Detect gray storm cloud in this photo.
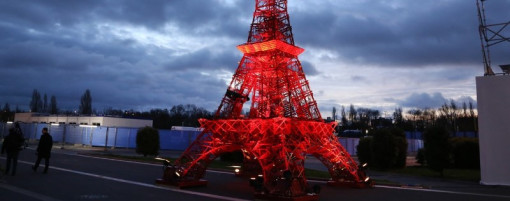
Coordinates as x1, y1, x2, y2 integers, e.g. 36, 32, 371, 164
1, 0, 505, 112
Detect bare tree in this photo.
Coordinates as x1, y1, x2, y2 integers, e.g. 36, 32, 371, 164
50, 95, 58, 114
79, 89, 92, 115
340, 106, 347, 126
393, 107, 403, 125
462, 102, 468, 117
469, 102, 475, 118
43, 93, 48, 113
332, 107, 337, 121
30, 89, 43, 112
348, 104, 357, 123
422, 108, 436, 128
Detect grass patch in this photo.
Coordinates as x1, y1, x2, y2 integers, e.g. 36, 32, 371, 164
390, 166, 480, 182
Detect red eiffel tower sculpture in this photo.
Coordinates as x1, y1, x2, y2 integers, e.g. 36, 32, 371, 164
157, 0, 372, 200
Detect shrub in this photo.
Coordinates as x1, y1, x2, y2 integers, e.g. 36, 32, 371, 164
423, 125, 450, 176
356, 136, 372, 165
391, 128, 408, 168
136, 126, 160, 157
416, 148, 426, 166
371, 129, 397, 170
450, 137, 480, 169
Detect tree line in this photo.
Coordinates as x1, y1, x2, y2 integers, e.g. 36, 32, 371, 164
102, 104, 212, 129
1, 89, 96, 122
26, 89, 93, 115
2, 89, 478, 134
349, 101, 480, 176
1, 89, 212, 130
29, 89, 58, 114
335, 100, 478, 135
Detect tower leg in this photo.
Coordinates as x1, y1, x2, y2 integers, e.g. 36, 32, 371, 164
310, 138, 374, 188
156, 165, 209, 188
250, 147, 320, 200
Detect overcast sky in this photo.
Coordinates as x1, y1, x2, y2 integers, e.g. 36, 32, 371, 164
1, 0, 509, 117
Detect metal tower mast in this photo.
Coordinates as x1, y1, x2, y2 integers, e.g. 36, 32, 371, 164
477, 0, 510, 75
157, 1, 372, 200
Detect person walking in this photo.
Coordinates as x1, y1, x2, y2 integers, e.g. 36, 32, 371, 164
1, 124, 25, 176
32, 127, 53, 174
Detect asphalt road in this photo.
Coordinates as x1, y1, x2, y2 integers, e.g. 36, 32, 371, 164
1, 148, 510, 201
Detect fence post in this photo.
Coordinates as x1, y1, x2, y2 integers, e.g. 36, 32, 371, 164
127, 128, 131, 149
33, 123, 38, 142
81, 126, 84, 146
61, 124, 66, 149
90, 127, 94, 146
113, 127, 118, 149
104, 127, 109, 151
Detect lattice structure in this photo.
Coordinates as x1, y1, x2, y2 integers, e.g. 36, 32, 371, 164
476, 0, 510, 76
157, 0, 372, 200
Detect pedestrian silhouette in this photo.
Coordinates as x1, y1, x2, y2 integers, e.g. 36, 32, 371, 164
1, 123, 25, 176
32, 127, 53, 174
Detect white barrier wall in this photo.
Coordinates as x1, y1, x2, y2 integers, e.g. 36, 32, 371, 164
476, 75, 510, 186
14, 113, 152, 128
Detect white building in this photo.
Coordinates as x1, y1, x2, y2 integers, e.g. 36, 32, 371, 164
14, 113, 152, 128
476, 75, 510, 186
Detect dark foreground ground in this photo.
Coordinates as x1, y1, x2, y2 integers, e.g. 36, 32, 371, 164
1, 144, 509, 201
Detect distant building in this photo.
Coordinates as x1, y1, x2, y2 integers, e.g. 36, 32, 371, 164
171, 126, 203, 132
14, 113, 152, 128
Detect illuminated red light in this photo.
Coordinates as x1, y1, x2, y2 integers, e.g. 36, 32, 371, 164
237, 40, 305, 56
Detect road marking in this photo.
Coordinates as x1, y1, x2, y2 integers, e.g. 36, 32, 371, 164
67, 153, 162, 167
66, 153, 239, 175
23, 147, 160, 167
7, 159, 249, 201
0, 182, 63, 201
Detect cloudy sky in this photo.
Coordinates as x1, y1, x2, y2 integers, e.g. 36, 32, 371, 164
1, 0, 509, 117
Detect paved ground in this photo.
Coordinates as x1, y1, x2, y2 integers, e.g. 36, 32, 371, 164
0, 143, 509, 201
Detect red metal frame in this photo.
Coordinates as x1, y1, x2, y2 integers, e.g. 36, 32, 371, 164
157, 0, 372, 199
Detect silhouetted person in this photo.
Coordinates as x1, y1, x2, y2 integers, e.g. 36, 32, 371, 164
1, 123, 25, 176
32, 127, 53, 174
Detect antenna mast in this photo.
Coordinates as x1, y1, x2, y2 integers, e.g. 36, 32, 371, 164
477, 0, 510, 76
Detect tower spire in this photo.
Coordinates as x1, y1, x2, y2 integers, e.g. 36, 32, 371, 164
247, 0, 294, 44
215, 0, 321, 120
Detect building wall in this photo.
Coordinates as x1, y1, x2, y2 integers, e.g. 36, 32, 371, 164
14, 113, 32, 122
476, 75, 510, 186
102, 117, 151, 128
14, 113, 152, 128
